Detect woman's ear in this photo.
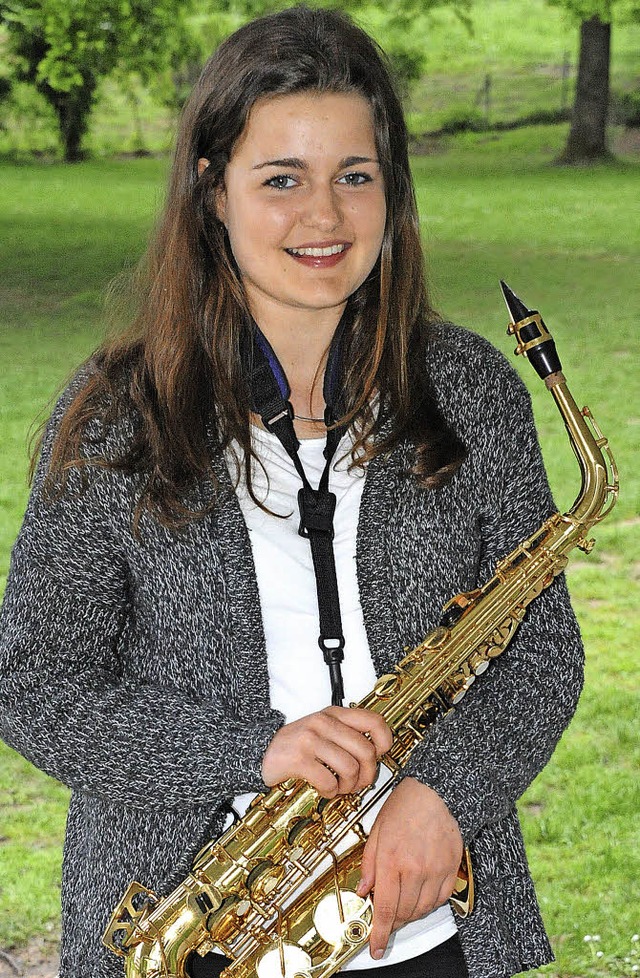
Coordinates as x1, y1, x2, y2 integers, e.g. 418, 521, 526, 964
198, 157, 227, 226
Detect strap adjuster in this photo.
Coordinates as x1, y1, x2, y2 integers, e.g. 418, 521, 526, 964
319, 637, 345, 656
297, 487, 336, 539
263, 400, 294, 431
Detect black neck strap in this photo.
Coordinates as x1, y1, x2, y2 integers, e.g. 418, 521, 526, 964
245, 315, 349, 706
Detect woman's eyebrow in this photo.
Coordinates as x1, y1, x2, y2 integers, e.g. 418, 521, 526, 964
339, 155, 379, 168
252, 155, 378, 170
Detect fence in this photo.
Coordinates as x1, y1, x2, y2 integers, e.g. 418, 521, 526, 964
407, 57, 638, 137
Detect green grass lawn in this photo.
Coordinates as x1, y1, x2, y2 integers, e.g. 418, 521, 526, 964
1, 127, 639, 973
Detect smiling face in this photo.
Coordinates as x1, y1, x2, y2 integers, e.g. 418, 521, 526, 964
210, 91, 387, 336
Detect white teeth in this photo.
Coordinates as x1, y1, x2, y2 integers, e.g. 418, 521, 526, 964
288, 244, 347, 257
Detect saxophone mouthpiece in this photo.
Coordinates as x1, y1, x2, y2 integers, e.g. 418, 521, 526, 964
499, 280, 531, 324
499, 280, 562, 380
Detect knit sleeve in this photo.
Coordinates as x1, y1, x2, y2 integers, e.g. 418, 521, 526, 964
403, 358, 585, 843
0, 389, 285, 812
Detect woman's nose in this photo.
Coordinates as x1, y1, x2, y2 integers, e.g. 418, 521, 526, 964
301, 183, 342, 230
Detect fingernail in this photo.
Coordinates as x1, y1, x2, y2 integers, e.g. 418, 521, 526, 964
373, 950, 384, 960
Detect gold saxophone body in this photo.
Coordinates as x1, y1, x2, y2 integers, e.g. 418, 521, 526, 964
103, 284, 618, 978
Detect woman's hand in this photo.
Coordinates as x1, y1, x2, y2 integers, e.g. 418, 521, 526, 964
357, 778, 463, 960
261, 707, 392, 798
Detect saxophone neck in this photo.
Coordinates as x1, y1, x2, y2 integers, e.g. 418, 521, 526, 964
545, 371, 618, 528
500, 280, 619, 534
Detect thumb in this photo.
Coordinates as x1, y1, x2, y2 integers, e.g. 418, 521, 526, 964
357, 824, 378, 897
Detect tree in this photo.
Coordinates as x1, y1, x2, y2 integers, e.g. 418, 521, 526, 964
557, 10, 613, 162
550, 0, 638, 163
0, 0, 193, 161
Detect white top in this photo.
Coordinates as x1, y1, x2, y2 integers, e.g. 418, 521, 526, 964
224, 425, 456, 968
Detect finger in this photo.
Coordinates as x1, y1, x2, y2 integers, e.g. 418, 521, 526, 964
312, 740, 366, 795
412, 879, 440, 920
369, 869, 400, 960
314, 714, 380, 789
324, 707, 392, 757
394, 872, 423, 929
434, 870, 459, 910
261, 709, 389, 789
302, 759, 340, 797
357, 823, 378, 897
413, 867, 456, 921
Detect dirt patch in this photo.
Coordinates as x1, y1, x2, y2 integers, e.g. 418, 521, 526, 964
619, 516, 640, 528
408, 134, 448, 155
612, 126, 640, 157
521, 801, 545, 817
0, 940, 59, 978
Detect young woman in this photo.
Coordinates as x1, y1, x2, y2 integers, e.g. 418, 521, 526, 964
0, 7, 583, 978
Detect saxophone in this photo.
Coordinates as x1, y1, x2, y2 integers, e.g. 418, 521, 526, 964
103, 282, 618, 978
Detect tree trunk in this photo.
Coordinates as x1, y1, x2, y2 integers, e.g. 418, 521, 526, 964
557, 16, 612, 164
14, 32, 97, 162
39, 74, 97, 162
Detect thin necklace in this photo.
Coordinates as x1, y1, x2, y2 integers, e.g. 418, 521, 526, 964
294, 413, 326, 423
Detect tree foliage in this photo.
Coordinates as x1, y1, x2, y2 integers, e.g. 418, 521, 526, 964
0, 0, 472, 159
196, 0, 472, 102
0, 0, 194, 160
547, 0, 639, 19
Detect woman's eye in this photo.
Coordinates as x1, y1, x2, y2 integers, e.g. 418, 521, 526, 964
338, 172, 372, 186
265, 174, 297, 190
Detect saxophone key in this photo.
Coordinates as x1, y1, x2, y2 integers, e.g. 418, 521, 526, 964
419, 625, 450, 650
345, 920, 368, 944
246, 860, 286, 901
403, 700, 435, 738
206, 893, 245, 944
468, 652, 489, 675
312, 889, 372, 947
443, 672, 474, 705
317, 795, 359, 825
373, 673, 399, 698
194, 889, 222, 915
101, 881, 158, 956
287, 816, 320, 847
256, 942, 312, 978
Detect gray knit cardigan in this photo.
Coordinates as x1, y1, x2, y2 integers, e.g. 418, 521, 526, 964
0, 322, 584, 978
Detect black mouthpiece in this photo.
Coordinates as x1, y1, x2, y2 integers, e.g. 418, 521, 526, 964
499, 280, 531, 323
499, 280, 562, 380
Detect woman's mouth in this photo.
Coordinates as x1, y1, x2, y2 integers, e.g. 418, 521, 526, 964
285, 242, 351, 267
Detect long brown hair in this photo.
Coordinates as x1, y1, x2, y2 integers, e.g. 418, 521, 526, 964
45, 5, 465, 527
